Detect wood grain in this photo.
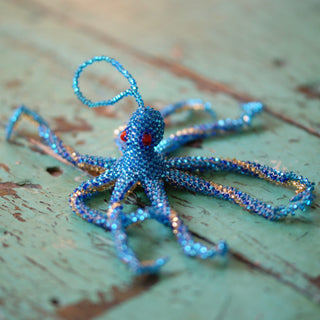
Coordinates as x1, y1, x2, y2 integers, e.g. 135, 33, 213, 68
0, 1, 319, 319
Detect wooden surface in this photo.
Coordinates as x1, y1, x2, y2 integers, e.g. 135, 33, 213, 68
1, 1, 320, 319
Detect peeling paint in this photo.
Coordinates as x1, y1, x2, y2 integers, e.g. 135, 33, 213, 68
3, 230, 22, 243
0, 182, 42, 222
53, 116, 93, 132
75, 139, 86, 145
13, 212, 26, 222
308, 275, 320, 289
92, 107, 117, 118
5, 0, 319, 141
0, 163, 10, 173
5, 79, 22, 89
1, 1, 320, 317
0, 182, 42, 199
297, 83, 320, 100
56, 275, 159, 320
181, 213, 193, 221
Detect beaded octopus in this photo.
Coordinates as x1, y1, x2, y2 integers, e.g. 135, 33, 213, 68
6, 56, 315, 275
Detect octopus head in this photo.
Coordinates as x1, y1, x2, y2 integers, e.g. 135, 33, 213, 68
120, 106, 165, 150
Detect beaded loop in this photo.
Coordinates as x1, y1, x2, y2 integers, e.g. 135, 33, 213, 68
73, 56, 145, 108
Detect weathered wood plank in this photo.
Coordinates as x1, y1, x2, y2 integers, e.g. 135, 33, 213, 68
15, 0, 320, 135
0, 0, 319, 319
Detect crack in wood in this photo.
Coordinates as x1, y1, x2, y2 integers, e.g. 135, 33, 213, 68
190, 229, 320, 303
214, 295, 232, 320
56, 275, 159, 320
25, 256, 66, 285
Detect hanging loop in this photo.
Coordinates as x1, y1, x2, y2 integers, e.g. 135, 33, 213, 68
73, 56, 144, 108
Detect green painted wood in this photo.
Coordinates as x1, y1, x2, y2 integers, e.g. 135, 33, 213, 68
36, 0, 320, 134
1, 1, 319, 319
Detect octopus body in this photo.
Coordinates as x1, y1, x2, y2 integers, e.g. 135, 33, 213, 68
6, 56, 314, 274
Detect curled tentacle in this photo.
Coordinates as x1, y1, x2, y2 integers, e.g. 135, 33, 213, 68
70, 174, 168, 274
107, 178, 169, 275
142, 179, 228, 259
156, 101, 263, 155
6, 105, 49, 141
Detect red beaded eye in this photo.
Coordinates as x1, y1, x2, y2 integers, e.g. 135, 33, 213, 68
141, 133, 152, 146
120, 130, 127, 142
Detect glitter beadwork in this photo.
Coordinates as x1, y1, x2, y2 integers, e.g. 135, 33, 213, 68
6, 56, 315, 275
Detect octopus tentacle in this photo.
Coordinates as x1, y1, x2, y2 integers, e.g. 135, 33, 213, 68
69, 172, 117, 228
143, 179, 227, 259
76, 154, 116, 176
164, 166, 314, 220
156, 102, 263, 155
107, 177, 168, 275
70, 173, 167, 273
6, 105, 116, 175
160, 99, 216, 120
68, 173, 163, 230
